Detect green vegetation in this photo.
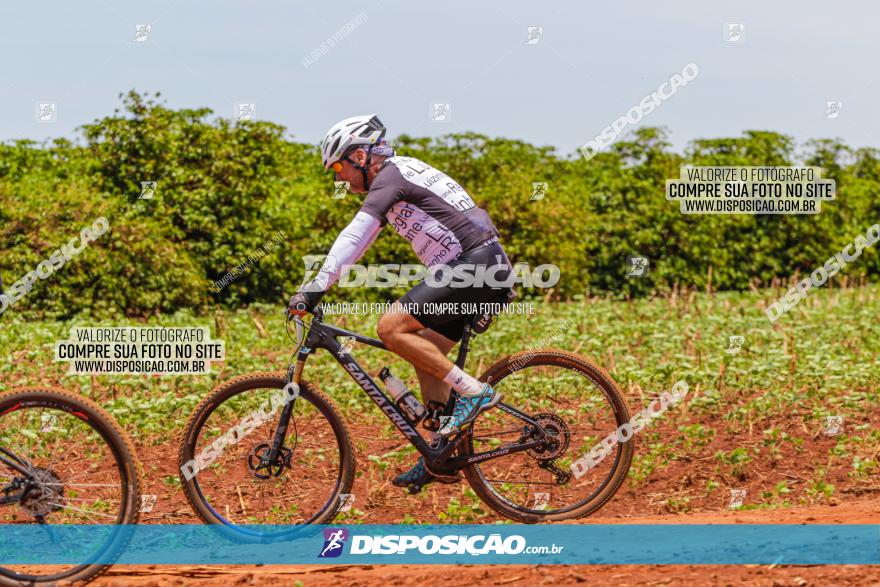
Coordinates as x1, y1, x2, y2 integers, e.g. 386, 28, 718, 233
2, 92, 879, 318
1, 284, 877, 514
438, 488, 490, 523
2, 92, 878, 517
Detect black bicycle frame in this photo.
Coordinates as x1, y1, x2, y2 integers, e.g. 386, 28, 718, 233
284, 310, 546, 470
0, 447, 30, 506
0, 447, 30, 477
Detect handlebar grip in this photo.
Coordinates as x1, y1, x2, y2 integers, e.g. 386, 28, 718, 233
286, 302, 309, 320
285, 301, 323, 320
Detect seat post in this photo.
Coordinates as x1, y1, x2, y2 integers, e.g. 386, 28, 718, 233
454, 324, 472, 369
442, 324, 472, 415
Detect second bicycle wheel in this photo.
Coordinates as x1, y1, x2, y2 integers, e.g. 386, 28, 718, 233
0, 386, 141, 586
461, 349, 633, 522
179, 372, 354, 537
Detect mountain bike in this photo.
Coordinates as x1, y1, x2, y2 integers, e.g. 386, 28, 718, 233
0, 387, 141, 586
179, 294, 632, 530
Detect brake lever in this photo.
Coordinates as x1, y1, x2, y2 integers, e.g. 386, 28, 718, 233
293, 316, 305, 346
285, 302, 309, 322
284, 302, 318, 346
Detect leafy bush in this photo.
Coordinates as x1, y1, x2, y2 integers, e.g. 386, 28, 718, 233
1, 92, 879, 318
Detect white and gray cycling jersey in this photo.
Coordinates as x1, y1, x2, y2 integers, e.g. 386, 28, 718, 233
362, 156, 499, 266
299, 156, 500, 293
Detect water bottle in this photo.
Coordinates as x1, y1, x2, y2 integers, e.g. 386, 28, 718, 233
378, 367, 426, 423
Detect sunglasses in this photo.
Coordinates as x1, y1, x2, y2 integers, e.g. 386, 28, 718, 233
330, 155, 358, 174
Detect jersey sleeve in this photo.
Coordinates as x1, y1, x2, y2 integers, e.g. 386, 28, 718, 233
299, 211, 382, 293
359, 165, 405, 225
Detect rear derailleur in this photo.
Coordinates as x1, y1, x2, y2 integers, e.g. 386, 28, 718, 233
538, 459, 571, 485
526, 413, 572, 485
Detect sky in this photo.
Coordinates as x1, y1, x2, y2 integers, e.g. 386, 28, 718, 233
1, 0, 877, 156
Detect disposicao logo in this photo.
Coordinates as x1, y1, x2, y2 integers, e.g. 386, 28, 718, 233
316, 530, 564, 558
318, 528, 349, 558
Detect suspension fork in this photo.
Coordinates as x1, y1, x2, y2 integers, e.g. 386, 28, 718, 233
267, 347, 310, 461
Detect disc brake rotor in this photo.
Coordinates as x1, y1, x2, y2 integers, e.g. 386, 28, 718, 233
247, 443, 292, 479
19, 467, 64, 518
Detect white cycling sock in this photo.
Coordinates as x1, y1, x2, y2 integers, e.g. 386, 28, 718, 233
443, 366, 483, 396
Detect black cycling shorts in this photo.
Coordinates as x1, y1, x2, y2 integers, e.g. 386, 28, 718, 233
399, 241, 513, 342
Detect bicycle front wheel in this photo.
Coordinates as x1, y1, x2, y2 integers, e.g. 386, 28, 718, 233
461, 350, 633, 522
0, 387, 141, 586
179, 372, 355, 538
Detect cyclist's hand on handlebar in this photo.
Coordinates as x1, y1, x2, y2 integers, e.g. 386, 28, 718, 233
287, 292, 311, 317
288, 290, 326, 317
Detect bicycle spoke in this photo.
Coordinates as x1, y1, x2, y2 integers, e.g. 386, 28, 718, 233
464, 356, 631, 518
184, 380, 348, 528
0, 389, 137, 585
54, 496, 121, 503
41, 482, 123, 488
483, 479, 560, 486
39, 463, 104, 483
46, 502, 120, 521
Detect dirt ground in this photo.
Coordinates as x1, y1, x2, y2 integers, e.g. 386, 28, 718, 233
8, 359, 880, 585
96, 391, 880, 587
90, 498, 880, 586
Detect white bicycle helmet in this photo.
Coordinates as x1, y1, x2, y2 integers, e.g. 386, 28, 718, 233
320, 114, 386, 170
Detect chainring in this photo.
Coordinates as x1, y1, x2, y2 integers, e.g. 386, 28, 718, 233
527, 413, 571, 461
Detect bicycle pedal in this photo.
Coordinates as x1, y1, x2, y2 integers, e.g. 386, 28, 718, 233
448, 422, 473, 442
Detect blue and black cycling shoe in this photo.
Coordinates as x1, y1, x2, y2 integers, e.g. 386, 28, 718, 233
392, 457, 460, 494
438, 384, 501, 438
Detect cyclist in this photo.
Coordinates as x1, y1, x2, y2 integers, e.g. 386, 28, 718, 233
288, 114, 513, 490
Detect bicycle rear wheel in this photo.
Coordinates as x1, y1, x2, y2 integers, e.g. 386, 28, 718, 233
461, 350, 633, 522
0, 387, 141, 586
178, 372, 355, 539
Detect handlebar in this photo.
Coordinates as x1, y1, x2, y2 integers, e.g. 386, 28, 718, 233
285, 304, 323, 321
284, 304, 324, 349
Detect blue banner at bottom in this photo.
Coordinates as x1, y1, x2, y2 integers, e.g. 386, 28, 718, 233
0, 524, 877, 565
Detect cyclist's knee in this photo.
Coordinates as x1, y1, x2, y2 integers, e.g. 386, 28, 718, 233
378, 308, 423, 348
377, 313, 398, 345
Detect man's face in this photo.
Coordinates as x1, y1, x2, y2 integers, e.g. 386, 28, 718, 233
332, 148, 368, 193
